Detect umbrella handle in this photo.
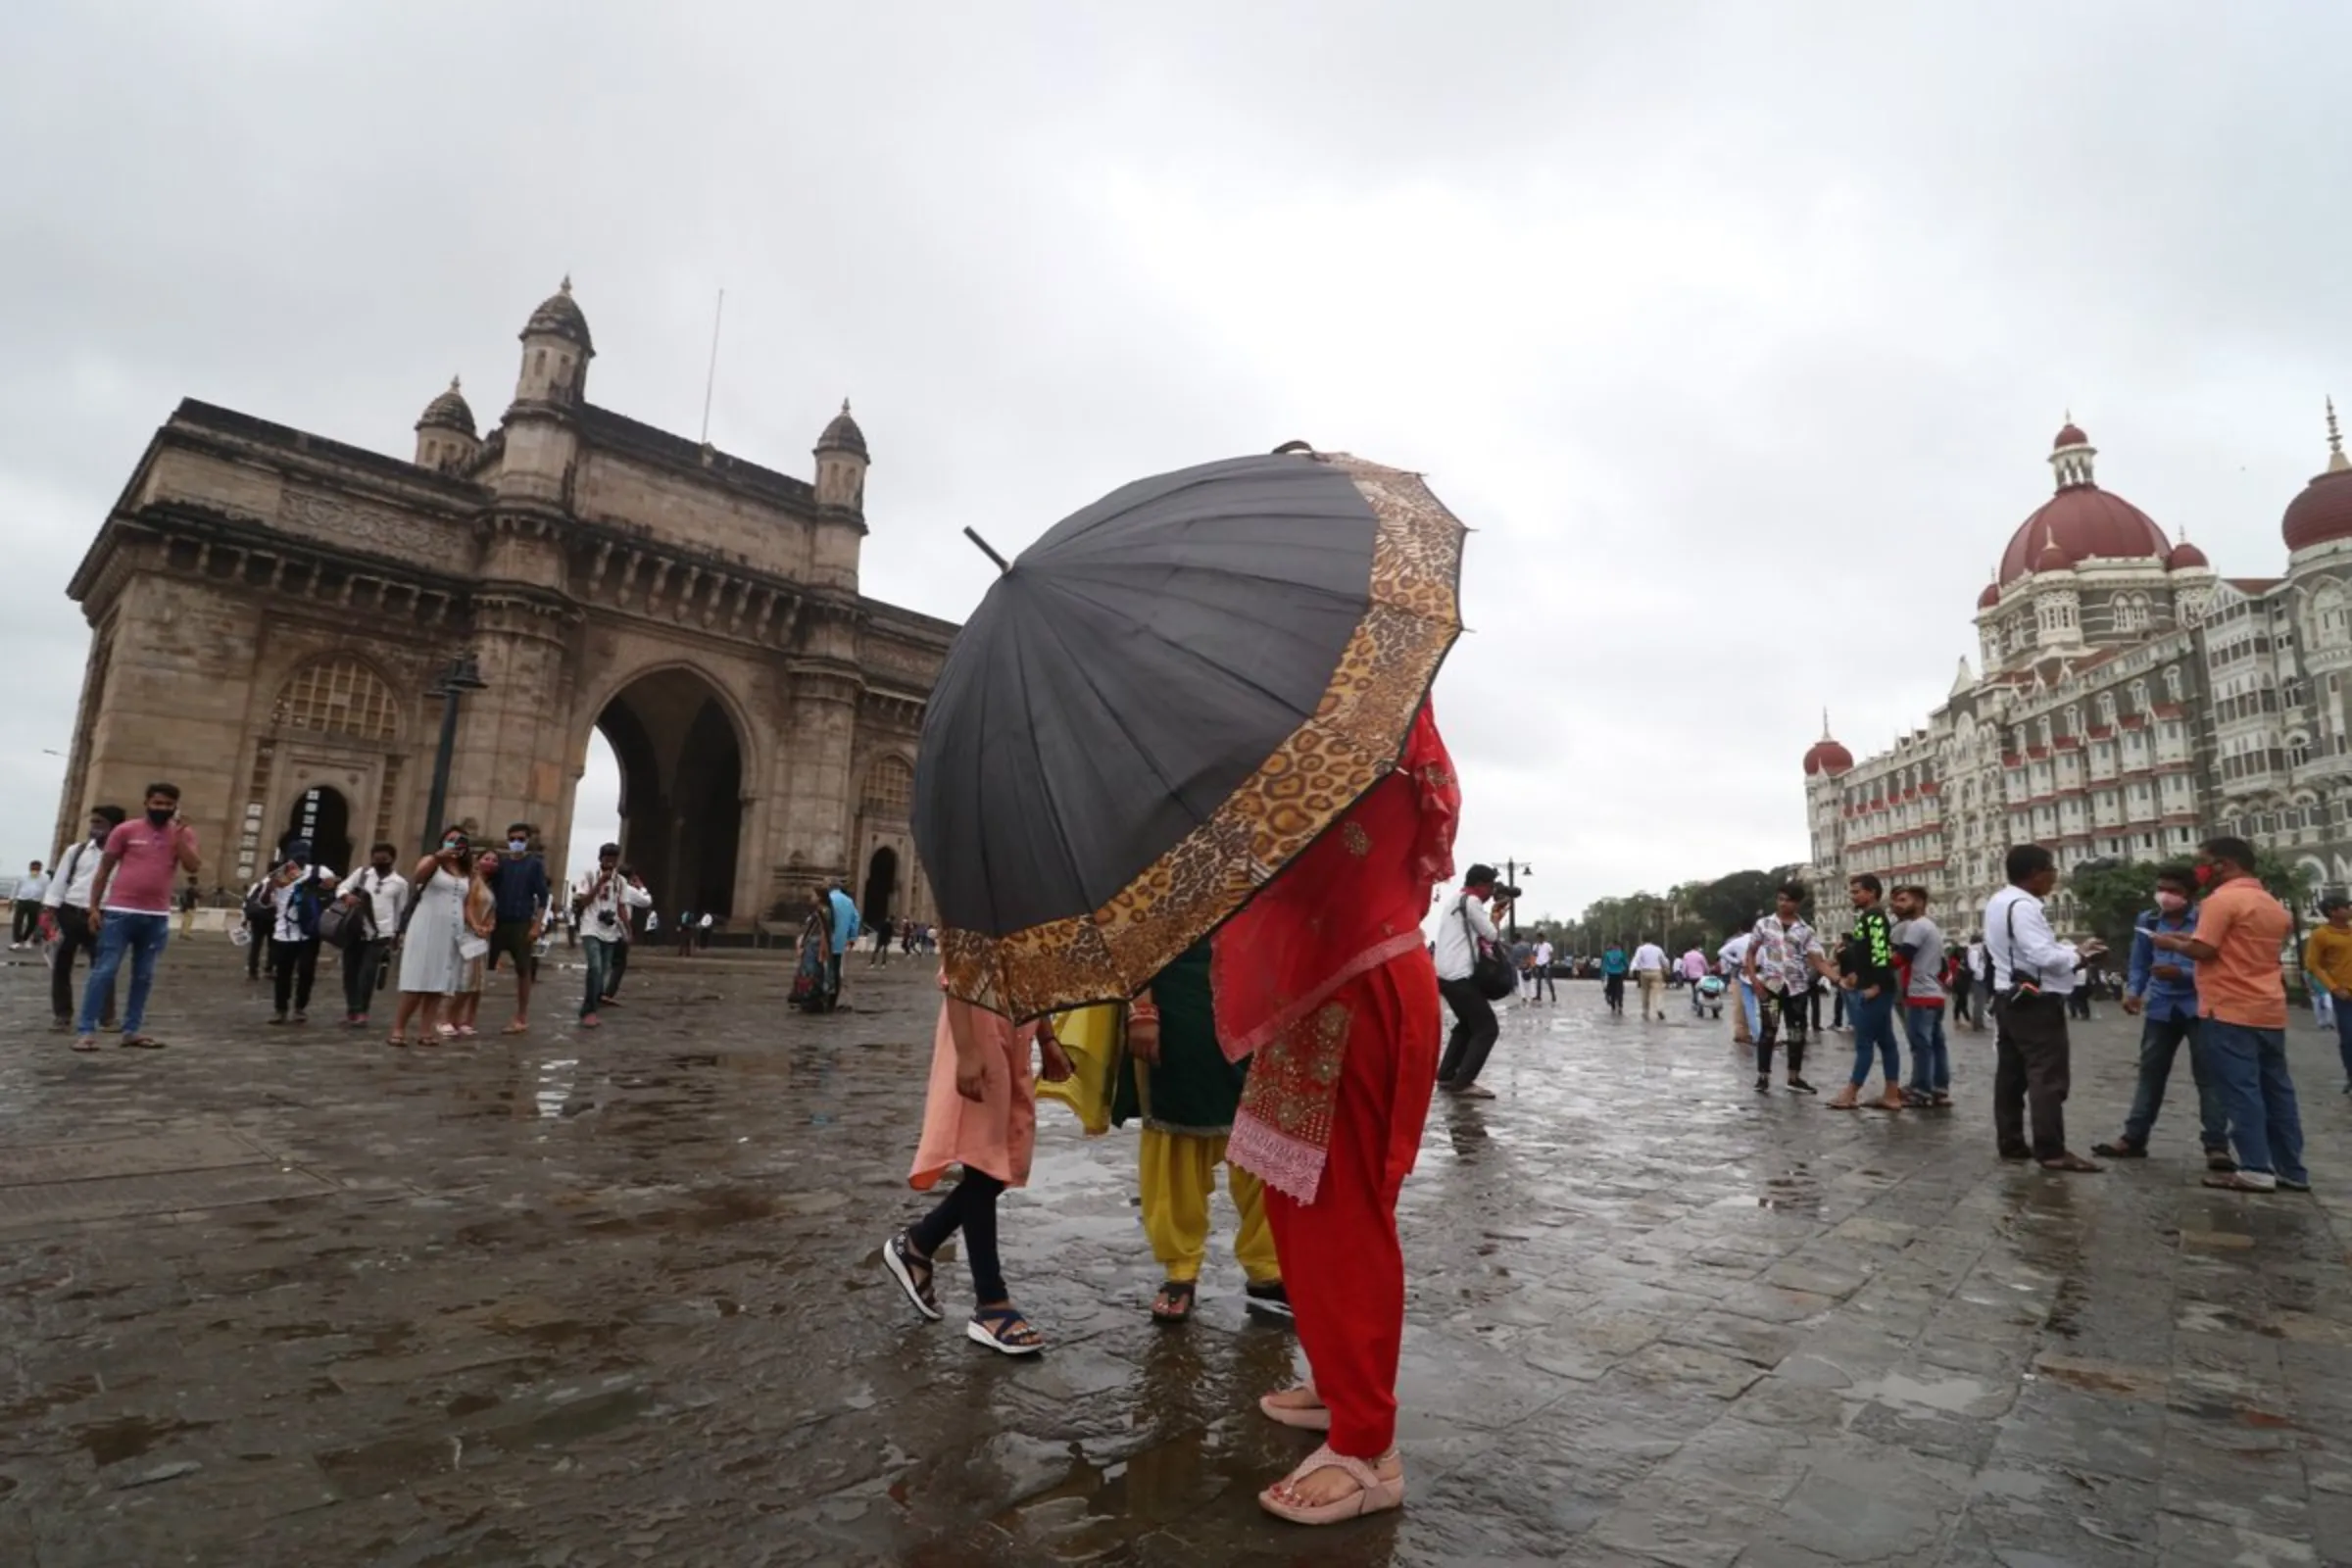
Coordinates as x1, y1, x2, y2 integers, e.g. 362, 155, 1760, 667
1271, 439, 1321, 458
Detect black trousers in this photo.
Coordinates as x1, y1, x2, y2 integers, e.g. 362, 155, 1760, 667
1437, 976, 1500, 1086
1530, 967, 1557, 1002
908, 1169, 1006, 1303
1603, 973, 1626, 1012
1993, 993, 2072, 1159
11, 900, 39, 944
270, 938, 319, 1015
602, 938, 630, 1000
343, 939, 391, 1016
50, 906, 113, 1024
245, 911, 272, 977
1754, 989, 1808, 1077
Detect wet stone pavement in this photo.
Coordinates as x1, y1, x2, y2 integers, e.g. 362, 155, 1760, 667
2, 953, 2351, 1567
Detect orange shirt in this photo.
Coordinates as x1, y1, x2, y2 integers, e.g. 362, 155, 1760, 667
2190, 877, 2291, 1028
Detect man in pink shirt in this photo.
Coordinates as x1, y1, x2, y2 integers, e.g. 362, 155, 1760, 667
75, 782, 201, 1053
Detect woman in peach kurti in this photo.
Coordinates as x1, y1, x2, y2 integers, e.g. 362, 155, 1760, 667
881, 987, 1071, 1354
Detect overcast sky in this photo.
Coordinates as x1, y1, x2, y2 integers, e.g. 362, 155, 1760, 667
6, 2, 2350, 918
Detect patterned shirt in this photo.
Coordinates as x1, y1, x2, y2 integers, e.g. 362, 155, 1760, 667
1747, 914, 1821, 995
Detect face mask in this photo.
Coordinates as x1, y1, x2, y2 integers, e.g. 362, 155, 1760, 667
509, 839, 529, 854
2154, 891, 2187, 913
147, 808, 173, 827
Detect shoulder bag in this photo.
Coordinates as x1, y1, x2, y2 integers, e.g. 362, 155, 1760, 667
1460, 897, 1516, 1002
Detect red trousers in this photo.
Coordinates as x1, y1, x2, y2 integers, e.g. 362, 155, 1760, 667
1262, 950, 1440, 1459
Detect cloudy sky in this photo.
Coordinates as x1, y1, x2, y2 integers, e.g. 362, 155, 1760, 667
5, 2, 2349, 918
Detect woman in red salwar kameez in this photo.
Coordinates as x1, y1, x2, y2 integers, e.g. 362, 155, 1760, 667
1210, 700, 1458, 1525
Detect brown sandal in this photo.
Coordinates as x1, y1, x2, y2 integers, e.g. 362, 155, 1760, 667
2039, 1152, 2103, 1173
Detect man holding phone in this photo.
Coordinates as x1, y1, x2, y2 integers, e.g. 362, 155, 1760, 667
75, 783, 201, 1053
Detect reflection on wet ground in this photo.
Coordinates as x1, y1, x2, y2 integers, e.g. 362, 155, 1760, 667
1, 953, 2349, 1565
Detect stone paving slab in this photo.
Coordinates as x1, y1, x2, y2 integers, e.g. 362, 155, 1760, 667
0, 949, 2349, 1565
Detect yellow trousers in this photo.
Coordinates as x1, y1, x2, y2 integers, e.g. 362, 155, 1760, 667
1138, 1128, 1280, 1286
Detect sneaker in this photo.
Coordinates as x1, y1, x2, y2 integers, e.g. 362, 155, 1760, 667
1754, 1075, 1771, 1094
2277, 1177, 2313, 1194
2205, 1150, 2238, 1172
1245, 1281, 1295, 1319
2203, 1170, 2278, 1193
1454, 1084, 1496, 1101
292, 1011, 307, 1025
266, 1013, 290, 1027
1787, 1077, 1818, 1095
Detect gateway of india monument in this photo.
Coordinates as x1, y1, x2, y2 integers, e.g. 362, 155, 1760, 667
1804, 413, 2352, 931
51, 279, 956, 930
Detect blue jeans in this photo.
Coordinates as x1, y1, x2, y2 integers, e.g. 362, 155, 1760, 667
581, 935, 617, 1018
2203, 1021, 2307, 1184
79, 911, 171, 1036
2121, 1012, 2229, 1152
1902, 1005, 1949, 1094
1845, 988, 1902, 1088
2332, 1000, 2352, 1089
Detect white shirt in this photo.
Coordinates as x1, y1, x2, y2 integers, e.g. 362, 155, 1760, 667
1983, 885, 2079, 996
343, 866, 410, 937
1718, 933, 1751, 973
1630, 942, 1668, 974
1533, 940, 1554, 967
16, 871, 48, 903
43, 840, 106, 910
1965, 941, 1985, 981
1432, 889, 1499, 982
574, 868, 653, 937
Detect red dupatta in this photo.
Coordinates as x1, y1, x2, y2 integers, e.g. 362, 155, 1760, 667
1211, 702, 1459, 1201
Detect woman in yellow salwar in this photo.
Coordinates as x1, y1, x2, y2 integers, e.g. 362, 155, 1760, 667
1124, 941, 1285, 1324
1040, 942, 1287, 1323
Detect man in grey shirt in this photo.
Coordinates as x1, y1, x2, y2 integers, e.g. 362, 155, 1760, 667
1889, 885, 1949, 1106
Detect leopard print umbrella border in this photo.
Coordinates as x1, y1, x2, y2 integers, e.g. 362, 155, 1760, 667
938, 454, 1465, 1021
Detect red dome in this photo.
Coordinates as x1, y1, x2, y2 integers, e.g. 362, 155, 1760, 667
2168, 539, 2210, 569
2053, 422, 2088, 449
1803, 738, 1854, 777
1977, 579, 2002, 610
1998, 487, 2169, 583
2283, 469, 2352, 553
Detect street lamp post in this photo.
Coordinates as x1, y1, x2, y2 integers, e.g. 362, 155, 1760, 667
419, 653, 489, 854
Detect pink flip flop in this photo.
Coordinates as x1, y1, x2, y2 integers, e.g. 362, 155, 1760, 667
1258, 1443, 1403, 1525
1257, 1384, 1333, 1431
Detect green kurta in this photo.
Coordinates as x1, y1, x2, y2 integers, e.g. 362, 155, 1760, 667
1111, 942, 1249, 1137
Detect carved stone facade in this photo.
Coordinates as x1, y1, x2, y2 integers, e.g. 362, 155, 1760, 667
53, 282, 956, 927
1804, 414, 2352, 932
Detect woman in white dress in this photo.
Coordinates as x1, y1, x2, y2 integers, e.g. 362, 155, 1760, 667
390, 827, 470, 1047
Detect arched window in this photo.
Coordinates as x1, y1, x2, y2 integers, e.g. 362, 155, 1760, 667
2097, 692, 2117, 726
272, 656, 399, 742
2312, 584, 2350, 649
860, 756, 913, 820
2130, 679, 2150, 713
2164, 665, 2183, 703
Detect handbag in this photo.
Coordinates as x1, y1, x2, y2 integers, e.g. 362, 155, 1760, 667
457, 933, 490, 962
1460, 898, 1516, 1002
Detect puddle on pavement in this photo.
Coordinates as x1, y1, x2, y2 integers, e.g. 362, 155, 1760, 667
1848, 1369, 1996, 1415
74, 1414, 219, 1466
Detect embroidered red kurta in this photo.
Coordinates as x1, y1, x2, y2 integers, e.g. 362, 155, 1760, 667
1210, 702, 1457, 1460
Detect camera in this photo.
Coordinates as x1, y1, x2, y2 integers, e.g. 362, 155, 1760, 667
1495, 884, 1523, 901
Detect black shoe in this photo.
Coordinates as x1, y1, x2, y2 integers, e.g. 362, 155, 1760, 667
2090, 1140, 2146, 1158
266, 1013, 289, 1027
2278, 1178, 2312, 1194
1245, 1281, 1294, 1319
1998, 1146, 2033, 1161
2206, 1150, 2238, 1172
1787, 1077, 1818, 1095
1754, 1076, 1771, 1094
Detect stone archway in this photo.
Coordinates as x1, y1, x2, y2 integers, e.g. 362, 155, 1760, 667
282, 784, 353, 876
862, 844, 899, 928
591, 667, 745, 921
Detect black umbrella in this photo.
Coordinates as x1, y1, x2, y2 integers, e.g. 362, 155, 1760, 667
915, 446, 1466, 1019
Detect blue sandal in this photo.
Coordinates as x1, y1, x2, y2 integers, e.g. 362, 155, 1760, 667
967, 1304, 1044, 1356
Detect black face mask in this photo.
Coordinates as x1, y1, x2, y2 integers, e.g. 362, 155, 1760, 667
146, 808, 173, 828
